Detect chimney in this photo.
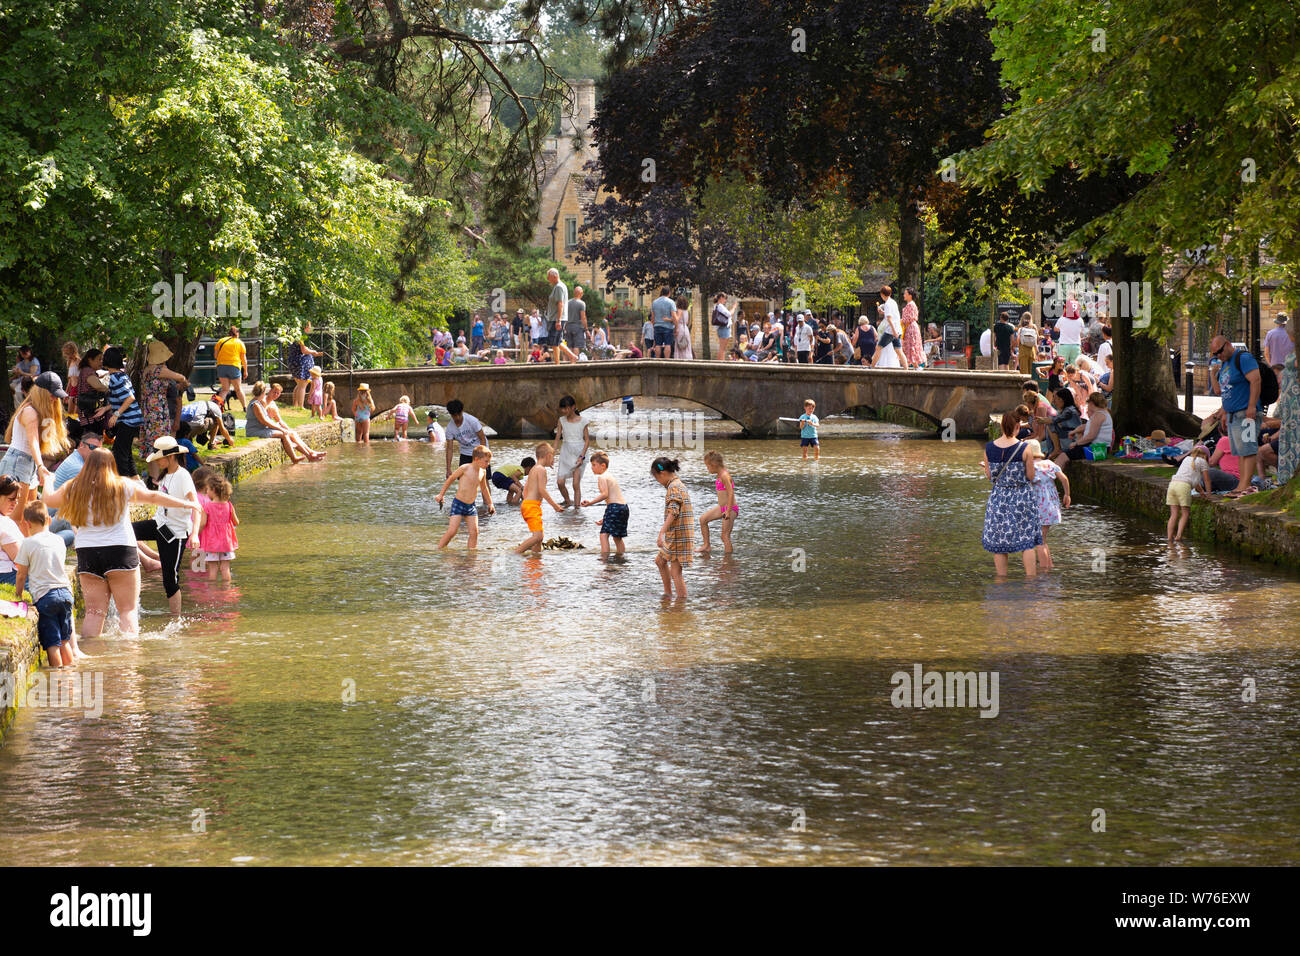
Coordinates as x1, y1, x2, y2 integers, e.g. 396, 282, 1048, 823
560, 78, 596, 144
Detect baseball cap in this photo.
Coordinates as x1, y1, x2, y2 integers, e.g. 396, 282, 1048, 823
33, 371, 68, 398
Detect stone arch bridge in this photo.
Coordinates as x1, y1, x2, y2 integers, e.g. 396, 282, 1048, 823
280, 361, 1028, 437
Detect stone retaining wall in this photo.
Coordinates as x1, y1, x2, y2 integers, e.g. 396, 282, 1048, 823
0, 613, 40, 742
199, 418, 354, 487
1068, 459, 1300, 569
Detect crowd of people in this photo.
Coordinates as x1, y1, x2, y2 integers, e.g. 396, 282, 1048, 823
0, 330, 343, 667
980, 308, 1299, 575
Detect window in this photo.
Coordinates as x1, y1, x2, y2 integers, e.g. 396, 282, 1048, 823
565, 217, 578, 250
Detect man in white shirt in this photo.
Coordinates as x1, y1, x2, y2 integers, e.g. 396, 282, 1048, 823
794, 314, 814, 362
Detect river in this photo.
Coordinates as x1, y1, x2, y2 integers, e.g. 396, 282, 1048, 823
2, 405, 1299, 865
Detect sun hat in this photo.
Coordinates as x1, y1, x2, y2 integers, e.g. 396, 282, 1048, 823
145, 435, 184, 462
1196, 417, 1220, 442
1276, 312, 1289, 324
1146, 429, 1168, 443
309, 366, 322, 377
32, 371, 68, 399
357, 383, 370, 391
146, 340, 173, 364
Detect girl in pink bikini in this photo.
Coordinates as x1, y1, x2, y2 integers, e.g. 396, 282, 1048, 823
699, 450, 739, 554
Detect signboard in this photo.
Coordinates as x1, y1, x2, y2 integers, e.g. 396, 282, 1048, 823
942, 320, 967, 357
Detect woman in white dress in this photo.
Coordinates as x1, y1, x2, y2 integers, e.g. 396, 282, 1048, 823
872, 307, 903, 369
674, 295, 694, 360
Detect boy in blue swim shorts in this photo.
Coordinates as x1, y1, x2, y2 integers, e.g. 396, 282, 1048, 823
581, 450, 629, 556
435, 445, 494, 549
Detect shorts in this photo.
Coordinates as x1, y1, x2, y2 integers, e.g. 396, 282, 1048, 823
1057, 343, 1081, 363
997, 347, 1011, 366
718, 327, 731, 340
1166, 480, 1193, 507
76, 544, 140, 578
600, 502, 630, 538
521, 500, 543, 533
1066, 445, 1088, 461
548, 329, 562, 348
216, 364, 242, 381
800, 437, 819, 447
565, 327, 585, 350
490, 470, 518, 491
450, 497, 477, 517
35, 589, 74, 650
1227, 410, 1259, 457
644, 339, 655, 354
653, 326, 675, 348
459, 452, 475, 466
0, 446, 38, 486
204, 551, 236, 562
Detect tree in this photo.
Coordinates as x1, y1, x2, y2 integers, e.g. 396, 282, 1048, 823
574, 174, 784, 357
470, 244, 591, 312
935, 0, 1300, 435
587, 0, 1004, 308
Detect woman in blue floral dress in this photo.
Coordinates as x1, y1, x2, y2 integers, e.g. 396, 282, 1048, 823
982, 408, 1042, 577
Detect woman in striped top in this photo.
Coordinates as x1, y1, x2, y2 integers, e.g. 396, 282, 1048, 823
102, 346, 144, 477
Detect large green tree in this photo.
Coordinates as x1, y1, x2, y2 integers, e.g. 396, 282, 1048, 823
938, 0, 1300, 433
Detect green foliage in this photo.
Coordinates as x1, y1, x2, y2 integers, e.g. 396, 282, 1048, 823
939, 0, 1300, 333
470, 244, 582, 311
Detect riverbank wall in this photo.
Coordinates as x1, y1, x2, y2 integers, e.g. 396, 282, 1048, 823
0, 613, 39, 742
201, 418, 354, 487
1068, 458, 1300, 569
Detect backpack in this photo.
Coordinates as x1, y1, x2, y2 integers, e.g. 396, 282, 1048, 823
1234, 350, 1279, 407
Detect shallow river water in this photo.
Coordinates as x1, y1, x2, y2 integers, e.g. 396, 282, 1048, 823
2, 406, 1299, 865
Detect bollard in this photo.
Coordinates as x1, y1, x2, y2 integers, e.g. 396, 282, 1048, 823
1184, 362, 1195, 413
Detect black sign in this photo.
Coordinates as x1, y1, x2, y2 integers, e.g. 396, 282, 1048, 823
996, 302, 1030, 324
943, 320, 967, 355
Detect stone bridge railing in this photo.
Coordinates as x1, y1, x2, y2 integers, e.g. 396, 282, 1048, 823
274, 360, 1029, 437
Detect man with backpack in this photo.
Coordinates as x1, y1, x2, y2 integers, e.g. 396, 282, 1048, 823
1208, 334, 1279, 497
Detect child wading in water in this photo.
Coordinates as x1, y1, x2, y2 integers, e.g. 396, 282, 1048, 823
1026, 439, 1070, 570
1167, 444, 1210, 541
188, 466, 216, 574
196, 475, 240, 581
798, 399, 820, 460
554, 395, 591, 508
652, 457, 695, 597
352, 383, 375, 444
436, 445, 494, 549
581, 451, 628, 556
386, 394, 418, 441
514, 443, 563, 554
699, 450, 738, 554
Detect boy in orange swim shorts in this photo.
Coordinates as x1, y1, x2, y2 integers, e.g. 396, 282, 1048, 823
514, 442, 563, 554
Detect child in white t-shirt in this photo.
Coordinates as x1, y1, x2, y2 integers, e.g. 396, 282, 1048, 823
1167, 446, 1210, 541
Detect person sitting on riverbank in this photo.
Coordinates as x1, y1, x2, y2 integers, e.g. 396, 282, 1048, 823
246, 381, 325, 463
1060, 392, 1114, 465
1167, 445, 1211, 541
1047, 388, 1083, 461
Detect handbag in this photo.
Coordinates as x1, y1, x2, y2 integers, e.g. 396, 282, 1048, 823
711, 305, 729, 328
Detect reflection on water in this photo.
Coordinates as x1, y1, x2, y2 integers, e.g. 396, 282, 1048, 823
2, 405, 1299, 865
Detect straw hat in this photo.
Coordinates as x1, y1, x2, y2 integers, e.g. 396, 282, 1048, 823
1024, 439, 1044, 458
145, 435, 184, 462
1146, 429, 1168, 443
146, 340, 172, 364
356, 383, 370, 391
1196, 417, 1220, 441
309, 366, 322, 377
